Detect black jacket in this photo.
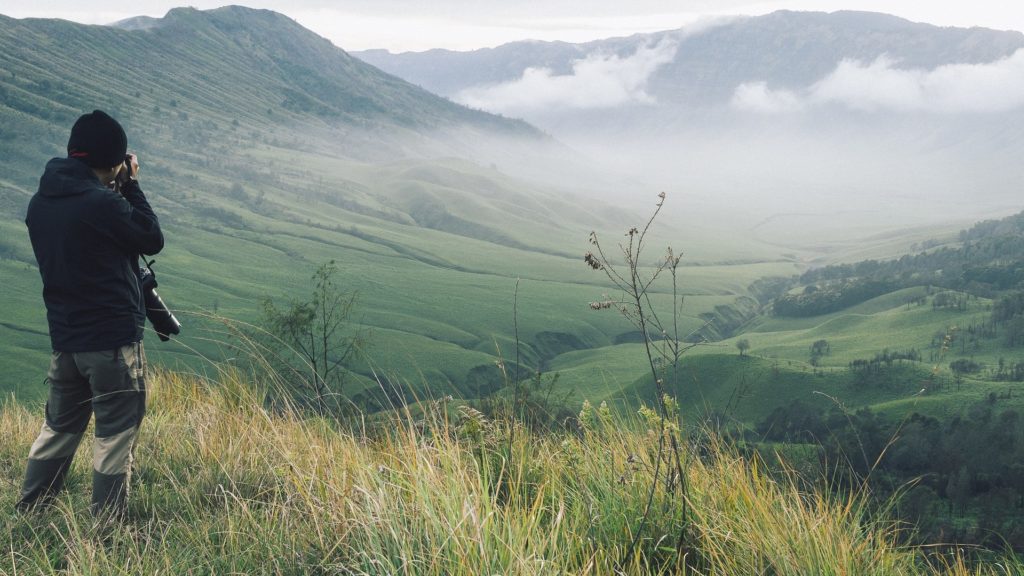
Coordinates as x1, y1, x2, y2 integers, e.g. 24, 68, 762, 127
26, 157, 164, 352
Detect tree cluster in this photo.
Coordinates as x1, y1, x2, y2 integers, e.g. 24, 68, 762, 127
772, 279, 896, 317
845, 349, 922, 388
809, 339, 830, 366
754, 399, 1024, 550
787, 209, 1024, 308
992, 291, 1024, 347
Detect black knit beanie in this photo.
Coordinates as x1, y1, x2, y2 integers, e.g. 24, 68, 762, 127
67, 110, 127, 169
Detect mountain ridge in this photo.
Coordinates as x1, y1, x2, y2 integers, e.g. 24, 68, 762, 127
355, 10, 1024, 104
0, 4, 543, 179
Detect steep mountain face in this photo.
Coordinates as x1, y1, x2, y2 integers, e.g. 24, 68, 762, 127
132, 7, 535, 132
0, 6, 540, 184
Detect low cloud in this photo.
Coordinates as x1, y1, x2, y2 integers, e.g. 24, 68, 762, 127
733, 49, 1024, 114
731, 81, 803, 113
454, 39, 678, 114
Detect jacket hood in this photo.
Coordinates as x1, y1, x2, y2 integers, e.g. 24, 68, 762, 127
38, 157, 103, 198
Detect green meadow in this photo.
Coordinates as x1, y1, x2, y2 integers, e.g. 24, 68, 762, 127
1, 145, 805, 406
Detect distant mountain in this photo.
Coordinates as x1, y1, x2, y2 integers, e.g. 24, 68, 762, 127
356, 11, 1024, 109
357, 41, 589, 100
356, 11, 1024, 227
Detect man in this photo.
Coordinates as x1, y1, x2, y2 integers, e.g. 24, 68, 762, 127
18, 109, 163, 516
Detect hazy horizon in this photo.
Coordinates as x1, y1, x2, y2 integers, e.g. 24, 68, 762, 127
3, 1, 1024, 52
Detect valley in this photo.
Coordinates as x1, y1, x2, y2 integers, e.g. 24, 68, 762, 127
3, 5, 1024, 556
1, 7, 1019, 422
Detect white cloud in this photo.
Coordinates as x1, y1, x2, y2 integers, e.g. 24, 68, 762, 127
733, 49, 1024, 114
453, 40, 678, 114
731, 81, 803, 113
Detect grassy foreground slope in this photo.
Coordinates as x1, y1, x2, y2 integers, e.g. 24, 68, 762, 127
0, 368, 1015, 575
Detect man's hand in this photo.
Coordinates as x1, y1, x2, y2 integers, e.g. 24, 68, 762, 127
124, 153, 139, 181
113, 154, 140, 193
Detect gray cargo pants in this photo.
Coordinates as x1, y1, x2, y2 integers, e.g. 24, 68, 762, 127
17, 342, 147, 516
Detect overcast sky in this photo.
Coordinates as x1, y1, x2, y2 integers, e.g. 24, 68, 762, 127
2, 1, 1024, 52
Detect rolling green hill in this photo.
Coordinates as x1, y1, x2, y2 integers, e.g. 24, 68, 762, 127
542, 282, 1022, 428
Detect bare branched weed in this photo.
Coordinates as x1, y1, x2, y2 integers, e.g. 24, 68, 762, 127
585, 192, 698, 567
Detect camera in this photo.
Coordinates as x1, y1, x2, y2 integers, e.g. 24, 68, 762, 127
114, 154, 134, 190
139, 260, 181, 342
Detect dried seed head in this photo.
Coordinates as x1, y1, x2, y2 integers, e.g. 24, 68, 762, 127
584, 252, 603, 270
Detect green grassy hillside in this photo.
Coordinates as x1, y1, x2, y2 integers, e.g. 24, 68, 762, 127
0, 7, 800, 404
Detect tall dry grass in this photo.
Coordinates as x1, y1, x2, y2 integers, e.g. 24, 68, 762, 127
1, 369, 1019, 575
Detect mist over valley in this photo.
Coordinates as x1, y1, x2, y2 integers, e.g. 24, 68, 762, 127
359, 10, 1024, 249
